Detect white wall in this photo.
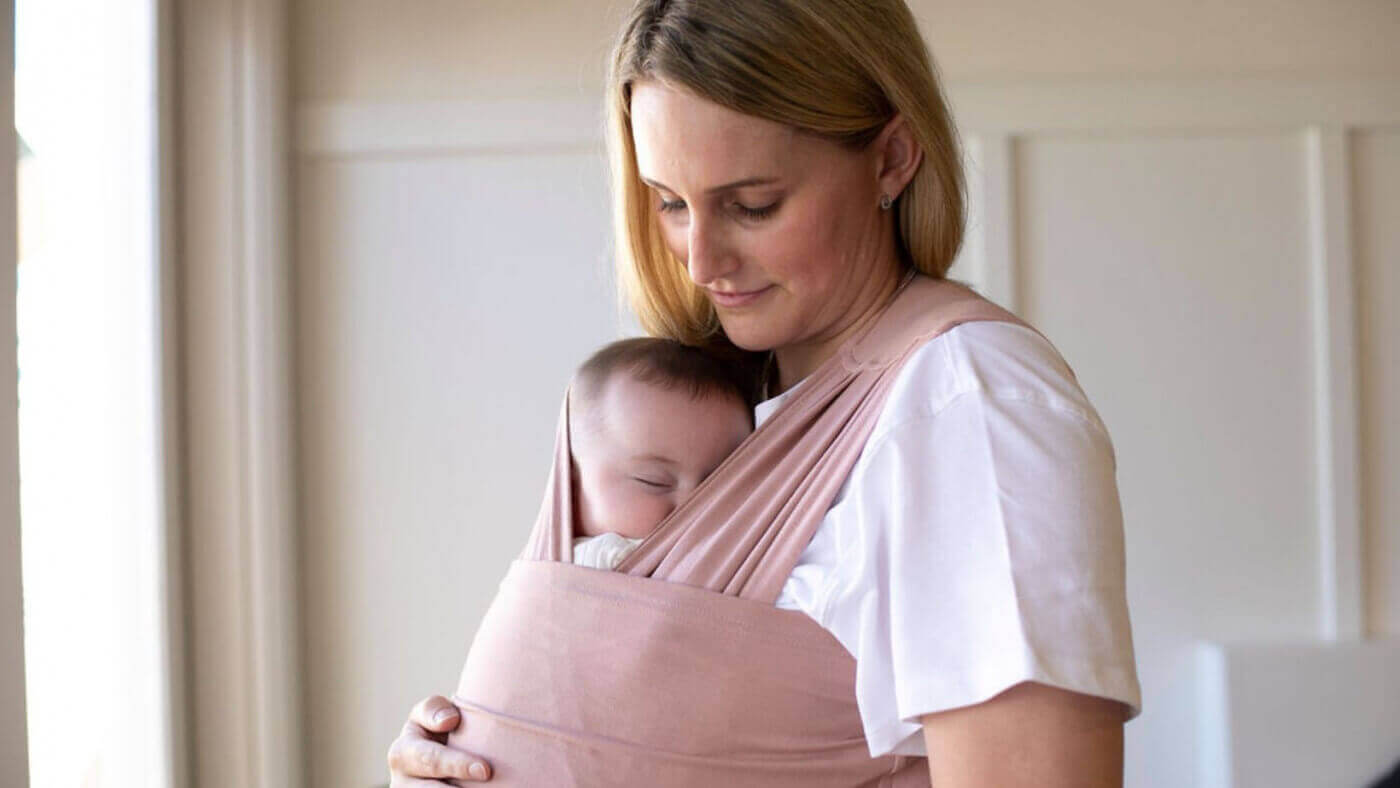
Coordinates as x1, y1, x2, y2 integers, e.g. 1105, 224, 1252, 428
290, 3, 1400, 787
294, 145, 620, 786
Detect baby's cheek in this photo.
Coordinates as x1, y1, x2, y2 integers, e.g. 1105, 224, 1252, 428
571, 476, 601, 537
610, 494, 671, 540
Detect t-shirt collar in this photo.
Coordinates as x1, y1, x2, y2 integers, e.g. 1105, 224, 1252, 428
754, 374, 810, 428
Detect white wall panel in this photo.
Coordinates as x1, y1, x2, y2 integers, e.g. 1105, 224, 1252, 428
291, 109, 1400, 788
294, 112, 1400, 788
1355, 130, 1400, 638
1016, 133, 1318, 787
958, 134, 1018, 310
295, 151, 619, 787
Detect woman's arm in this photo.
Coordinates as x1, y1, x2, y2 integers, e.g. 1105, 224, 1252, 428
920, 681, 1125, 787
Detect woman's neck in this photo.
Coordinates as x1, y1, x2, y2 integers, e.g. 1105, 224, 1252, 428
770, 264, 909, 395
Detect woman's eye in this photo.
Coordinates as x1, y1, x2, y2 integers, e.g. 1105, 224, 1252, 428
632, 476, 672, 489
734, 201, 779, 220
658, 198, 686, 214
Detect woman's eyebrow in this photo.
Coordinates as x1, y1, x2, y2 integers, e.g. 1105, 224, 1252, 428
640, 175, 780, 195
631, 453, 679, 466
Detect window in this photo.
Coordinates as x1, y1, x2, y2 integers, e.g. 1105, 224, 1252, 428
15, 1, 175, 784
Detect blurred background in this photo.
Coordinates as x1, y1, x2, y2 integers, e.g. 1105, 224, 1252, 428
0, 1, 1397, 787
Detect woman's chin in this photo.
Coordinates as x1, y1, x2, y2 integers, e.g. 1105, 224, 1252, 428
717, 317, 788, 353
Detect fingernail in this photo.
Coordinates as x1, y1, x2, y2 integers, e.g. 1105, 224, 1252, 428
434, 708, 455, 725
469, 762, 488, 780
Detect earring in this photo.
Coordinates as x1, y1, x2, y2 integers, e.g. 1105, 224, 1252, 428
879, 193, 893, 211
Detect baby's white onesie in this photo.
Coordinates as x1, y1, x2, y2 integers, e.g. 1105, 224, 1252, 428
571, 532, 644, 570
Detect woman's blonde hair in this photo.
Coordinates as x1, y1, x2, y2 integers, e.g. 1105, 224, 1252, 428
606, 0, 966, 346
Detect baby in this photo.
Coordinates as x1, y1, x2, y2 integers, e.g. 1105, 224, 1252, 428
567, 337, 754, 570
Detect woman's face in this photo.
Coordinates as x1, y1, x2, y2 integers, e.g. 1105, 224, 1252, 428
629, 80, 908, 378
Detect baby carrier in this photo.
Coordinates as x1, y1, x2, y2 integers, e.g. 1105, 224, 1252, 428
449, 275, 1030, 786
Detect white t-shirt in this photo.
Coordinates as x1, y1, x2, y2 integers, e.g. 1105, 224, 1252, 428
768, 320, 1143, 758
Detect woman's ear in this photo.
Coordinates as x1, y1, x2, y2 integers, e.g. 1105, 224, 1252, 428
874, 114, 923, 202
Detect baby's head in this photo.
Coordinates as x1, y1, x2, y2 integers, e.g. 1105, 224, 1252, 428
568, 338, 754, 539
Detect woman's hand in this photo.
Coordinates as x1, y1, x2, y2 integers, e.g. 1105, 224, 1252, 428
387, 695, 494, 784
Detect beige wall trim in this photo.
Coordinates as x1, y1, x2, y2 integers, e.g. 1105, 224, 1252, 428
0, 0, 31, 784
175, 0, 305, 785
1304, 127, 1365, 642
294, 78, 1400, 158
945, 78, 1400, 135
1193, 644, 1233, 788
965, 133, 1020, 312
158, 0, 192, 783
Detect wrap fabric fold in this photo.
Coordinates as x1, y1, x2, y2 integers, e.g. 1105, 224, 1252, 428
449, 275, 1038, 786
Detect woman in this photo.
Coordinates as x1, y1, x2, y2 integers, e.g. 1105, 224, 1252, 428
389, 0, 1141, 784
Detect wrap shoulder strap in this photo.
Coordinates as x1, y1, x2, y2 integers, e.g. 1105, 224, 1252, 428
526, 275, 1035, 603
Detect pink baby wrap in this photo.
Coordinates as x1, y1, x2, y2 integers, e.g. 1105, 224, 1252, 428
449, 275, 1032, 786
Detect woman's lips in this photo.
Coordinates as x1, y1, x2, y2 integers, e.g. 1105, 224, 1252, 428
708, 285, 773, 309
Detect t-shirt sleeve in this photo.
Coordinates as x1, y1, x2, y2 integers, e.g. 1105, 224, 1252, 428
820, 384, 1143, 758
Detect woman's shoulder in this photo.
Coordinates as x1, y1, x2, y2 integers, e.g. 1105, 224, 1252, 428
873, 318, 1106, 442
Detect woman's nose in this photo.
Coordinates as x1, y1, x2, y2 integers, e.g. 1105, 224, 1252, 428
684, 216, 736, 287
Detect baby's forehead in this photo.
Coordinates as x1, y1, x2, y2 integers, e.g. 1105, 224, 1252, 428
606, 369, 745, 407
611, 374, 751, 447
570, 371, 751, 469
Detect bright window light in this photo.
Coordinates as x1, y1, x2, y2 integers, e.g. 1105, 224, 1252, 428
15, 0, 173, 785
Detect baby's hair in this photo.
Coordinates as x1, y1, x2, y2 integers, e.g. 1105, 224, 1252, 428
570, 337, 758, 433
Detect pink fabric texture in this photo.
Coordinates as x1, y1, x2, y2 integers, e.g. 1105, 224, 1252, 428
449, 275, 1033, 786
